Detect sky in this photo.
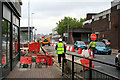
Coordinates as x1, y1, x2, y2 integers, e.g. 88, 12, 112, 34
20, 0, 113, 34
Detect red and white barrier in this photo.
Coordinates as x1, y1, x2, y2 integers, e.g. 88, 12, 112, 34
70, 47, 75, 52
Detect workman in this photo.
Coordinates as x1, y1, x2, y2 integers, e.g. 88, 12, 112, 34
55, 38, 66, 67
89, 40, 97, 58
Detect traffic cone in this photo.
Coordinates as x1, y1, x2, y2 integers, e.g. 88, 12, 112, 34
77, 48, 82, 54
65, 46, 67, 49
68, 46, 71, 51
46, 52, 48, 55
52, 43, 54, 46
66, 46, 69, 51
89, 49, 93, 59
71, 47, 75, 52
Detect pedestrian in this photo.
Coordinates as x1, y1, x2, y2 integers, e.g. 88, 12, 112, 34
89, 40, 97, 58
55, 38, 66, 67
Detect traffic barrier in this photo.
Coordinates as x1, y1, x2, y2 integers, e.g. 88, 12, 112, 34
68, 46, 71, 51
29, 42, 40, 52
70, 47, 75, 52
89, 49, 93, 59
80, 59, 94, 71
77, 48, 82, 54
19, 56, 32, 68
36, 55, 53, 67
2, 57, 6, 64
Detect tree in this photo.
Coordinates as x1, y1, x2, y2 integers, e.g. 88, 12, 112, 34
56, 17, 86, 36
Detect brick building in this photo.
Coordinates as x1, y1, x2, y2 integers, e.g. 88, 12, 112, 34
83, 0, 120, 49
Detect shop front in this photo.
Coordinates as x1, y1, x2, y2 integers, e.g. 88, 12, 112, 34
0, 1, 22, 78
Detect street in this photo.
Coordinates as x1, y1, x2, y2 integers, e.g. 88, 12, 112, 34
43, 45, 120, 78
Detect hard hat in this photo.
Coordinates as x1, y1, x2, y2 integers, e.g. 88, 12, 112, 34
59, 38, 62, 41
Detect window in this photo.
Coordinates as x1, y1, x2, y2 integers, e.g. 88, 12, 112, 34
2, 19, 10, 66
12, 25, 18, 58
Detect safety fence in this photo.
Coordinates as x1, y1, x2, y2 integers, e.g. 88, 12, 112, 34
62, 53, 120, 80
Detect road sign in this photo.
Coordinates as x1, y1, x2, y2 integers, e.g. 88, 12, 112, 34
90, 34, 97, 40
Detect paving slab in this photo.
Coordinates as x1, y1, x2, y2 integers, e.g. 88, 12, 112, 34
6, 62, 65, 79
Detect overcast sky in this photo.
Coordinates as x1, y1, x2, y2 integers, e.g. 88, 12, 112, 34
20, 0, 113, 34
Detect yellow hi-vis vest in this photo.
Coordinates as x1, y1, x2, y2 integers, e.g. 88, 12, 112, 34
89, 41, 97, 48
57, 43, 64, 54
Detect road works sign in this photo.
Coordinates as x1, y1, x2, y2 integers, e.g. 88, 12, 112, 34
90, 34, 97, 40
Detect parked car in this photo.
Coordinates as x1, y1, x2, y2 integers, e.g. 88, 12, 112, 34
95, 42, 111, 55
74, 41, 86, 50
115, 50, 120, 70
102, 39, 111, 47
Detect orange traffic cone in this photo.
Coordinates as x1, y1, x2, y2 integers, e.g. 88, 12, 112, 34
66, 46, 67, 49
77, 48, 82, 54
46, 52, 48, 55
68, 46, 71, 51
71, 47, 75, 52
89, 49, 93, 59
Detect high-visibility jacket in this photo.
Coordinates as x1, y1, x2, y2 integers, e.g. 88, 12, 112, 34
57, 43, 64, 54
89, 41, 97, 48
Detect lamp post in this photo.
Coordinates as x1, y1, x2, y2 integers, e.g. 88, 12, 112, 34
28, 0, 30, 42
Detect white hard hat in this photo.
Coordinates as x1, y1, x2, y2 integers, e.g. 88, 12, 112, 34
59, 38, 62, 41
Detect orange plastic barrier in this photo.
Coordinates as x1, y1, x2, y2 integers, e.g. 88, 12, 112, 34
80, 59, 94, 71
46, 55, 53, 66
2, 57, 6, 64
29, 42, 40, 52
36, 55, 53, 66
36, 55, 46, 63
20, 56, 32, 64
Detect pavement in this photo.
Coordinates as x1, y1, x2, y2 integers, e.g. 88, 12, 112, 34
6, 62, 65, 79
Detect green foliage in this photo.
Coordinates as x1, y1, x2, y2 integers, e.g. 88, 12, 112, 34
56, 17, 86, 35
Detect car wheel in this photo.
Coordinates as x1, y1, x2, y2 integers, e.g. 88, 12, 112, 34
108, 52, 111, 55
115, 59, 120, 70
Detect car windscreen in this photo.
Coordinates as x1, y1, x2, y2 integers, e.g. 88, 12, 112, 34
77, 42, 85, 45
97, 42, 106, 47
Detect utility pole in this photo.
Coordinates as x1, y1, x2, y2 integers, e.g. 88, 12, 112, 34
28, 0, 30, 42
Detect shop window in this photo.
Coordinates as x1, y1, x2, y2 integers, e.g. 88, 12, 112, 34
2, 19, 10, 66
12, 25, 18, 59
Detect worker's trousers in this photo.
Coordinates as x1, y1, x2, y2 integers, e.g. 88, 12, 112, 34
58, 53, 65, 64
